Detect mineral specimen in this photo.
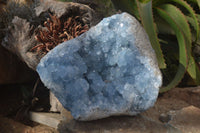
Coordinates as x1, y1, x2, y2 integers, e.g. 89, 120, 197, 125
37, 13, 162, 121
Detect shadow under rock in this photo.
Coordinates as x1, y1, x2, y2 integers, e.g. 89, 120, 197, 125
58, 114, 181, 133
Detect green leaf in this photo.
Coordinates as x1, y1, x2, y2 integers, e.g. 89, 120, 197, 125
152, 0, 169, 7
154, 0, 199, 41
159, 3, 200, 85
136, 0, 166, 68
187, 16, 199, 43
187, 56, 200, 84
170, 0, 199, 42
138, 0, 151, 3
156, 4, 189, 92
160, 4, 193, 55
198, 14, 200, 21
155, 17, 175, 35
197, 0, 200, 8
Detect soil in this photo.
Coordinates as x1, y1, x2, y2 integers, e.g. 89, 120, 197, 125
0, 85, 199, 133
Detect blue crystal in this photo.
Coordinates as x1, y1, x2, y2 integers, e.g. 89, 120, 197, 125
37, 13, 162, 121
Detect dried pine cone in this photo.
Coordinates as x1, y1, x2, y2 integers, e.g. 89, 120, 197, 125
30, 14, 89, 54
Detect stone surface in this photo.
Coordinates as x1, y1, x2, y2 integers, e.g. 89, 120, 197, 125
49, 92, 64, 112
29, 111, 63, 129
58, 114, 181, 133
162, 87, 200, 108
37, 13, 162, 120
168, 106, 200, 133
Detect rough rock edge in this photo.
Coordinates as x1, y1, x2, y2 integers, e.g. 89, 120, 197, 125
122, 14, 161, 77
2, 0, 94, 70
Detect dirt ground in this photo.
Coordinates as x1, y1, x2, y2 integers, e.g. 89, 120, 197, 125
0, 85, 200, 133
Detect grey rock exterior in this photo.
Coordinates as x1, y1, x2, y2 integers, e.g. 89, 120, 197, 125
37, 13, 162, 121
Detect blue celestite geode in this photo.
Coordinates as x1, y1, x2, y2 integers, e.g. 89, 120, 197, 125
37, 13, 162, 121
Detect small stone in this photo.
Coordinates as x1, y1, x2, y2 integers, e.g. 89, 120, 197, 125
37, 13, 162, 121
169, 106, 200, 133
159, 113, 172, 123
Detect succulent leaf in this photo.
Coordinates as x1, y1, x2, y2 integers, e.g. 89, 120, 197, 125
136, 0, 166, 68
156, 5, 189, 92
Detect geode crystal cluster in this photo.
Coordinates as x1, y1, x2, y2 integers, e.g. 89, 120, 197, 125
37, 13, 162, 121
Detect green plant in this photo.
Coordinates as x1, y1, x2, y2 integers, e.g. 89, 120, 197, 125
111, 0, 200, 92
